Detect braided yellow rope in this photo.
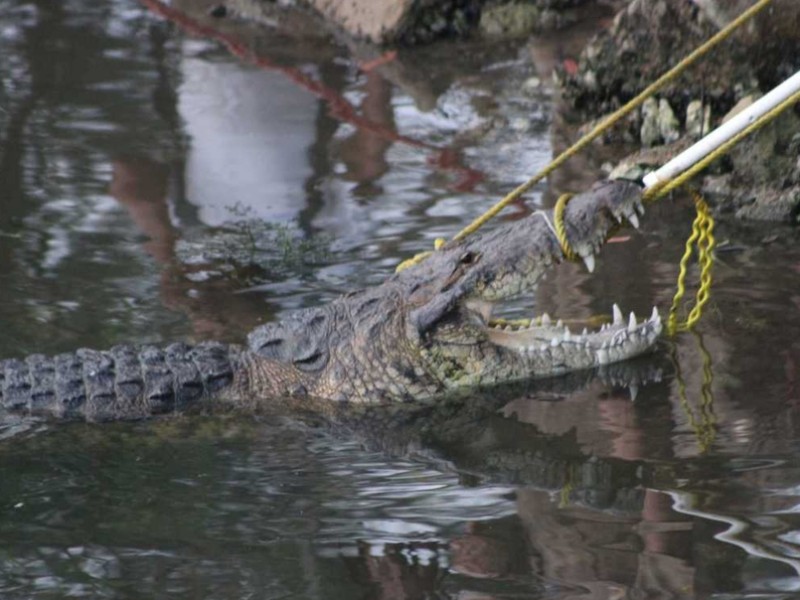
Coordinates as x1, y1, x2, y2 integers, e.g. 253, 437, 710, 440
553, 193, 578, 261
668, 190, 716, 335
673, 332, 717, 453
646, 89, 800, 334
552, 90, 800, 332
395, 237, 446, 273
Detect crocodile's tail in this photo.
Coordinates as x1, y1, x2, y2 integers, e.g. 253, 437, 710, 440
0, 342, 241, 421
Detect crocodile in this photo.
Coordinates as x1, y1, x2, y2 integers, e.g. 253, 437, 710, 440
0, 180, 662, 421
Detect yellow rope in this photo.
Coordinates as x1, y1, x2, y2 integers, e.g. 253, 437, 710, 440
667, 190, 716, 335
672, 332, 716, 453
553, 193, 578, 261
395, 237, 446, 273
631, 89, 800, 333
698, 332, 716, 449
558, 465, 576, 509
643, 89, 800, 334
395, 0, 774, 274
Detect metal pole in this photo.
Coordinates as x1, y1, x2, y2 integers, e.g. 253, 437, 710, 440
642, 69, 800, 190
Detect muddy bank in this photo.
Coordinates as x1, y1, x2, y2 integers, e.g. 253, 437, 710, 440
560, 0, 800, 223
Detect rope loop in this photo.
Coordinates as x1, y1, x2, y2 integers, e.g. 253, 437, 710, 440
667, 189, 716, 336
553, 193, 579, 261
395, 237, 446, 273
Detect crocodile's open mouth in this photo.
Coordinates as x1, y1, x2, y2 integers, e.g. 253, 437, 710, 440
465, 299, 662, 369
413, 180, 662, 382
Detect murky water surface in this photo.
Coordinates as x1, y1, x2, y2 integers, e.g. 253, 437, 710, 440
2, 0, 800, 597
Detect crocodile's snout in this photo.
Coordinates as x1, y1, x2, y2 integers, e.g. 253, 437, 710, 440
563, 179, 645, 273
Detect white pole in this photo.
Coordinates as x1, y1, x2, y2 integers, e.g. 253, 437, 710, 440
642, 69, 800, 190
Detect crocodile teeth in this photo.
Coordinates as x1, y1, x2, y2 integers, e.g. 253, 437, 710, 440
581, 327, 588, 336
581, 253, 596, 273
597, 347, 610, 365
628, 212, 640, 229
541, 313, 551, 325
635, 199, 645, 216
563, 328, 571, 341
612, 303, 624, 326
629, 384, 639, 401
628, 312, 637, 333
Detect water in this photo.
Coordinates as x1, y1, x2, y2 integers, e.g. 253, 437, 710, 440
1, 0, 800, 597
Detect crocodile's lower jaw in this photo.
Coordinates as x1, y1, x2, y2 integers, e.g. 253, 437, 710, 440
486, 304, 663, 369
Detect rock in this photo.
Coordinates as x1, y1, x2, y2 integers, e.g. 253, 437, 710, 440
538, 8, 569, 30
789, 132, 800, 155
510, 117, 531, 132
657, 98, 680, 144
608, 162, 647, 182
581, 69, 598, 92
302, 0, 486, 44
722, 95, 756, 124
729, 110, 800, 185
685, 100, 711, 138
560, 0, 800, 120
522, 76, 542, 93
611, 138, 693, 182
554, 0, 800, 223
700, 174, 734, 202
480, 4, 541, 38
297, 0, 598, 44
640, 97, 660, 147
735, 185, 800, 223
304, 0, 413, 43
692, 0, 754, 28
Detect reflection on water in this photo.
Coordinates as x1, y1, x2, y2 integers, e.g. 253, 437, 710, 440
179, 49, 317, 225
2, 0, 800, 597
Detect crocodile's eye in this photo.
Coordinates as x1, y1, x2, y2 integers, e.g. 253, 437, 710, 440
459, 251, 476, 265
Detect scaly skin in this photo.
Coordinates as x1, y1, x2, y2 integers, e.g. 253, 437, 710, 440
0, 180, 661, 420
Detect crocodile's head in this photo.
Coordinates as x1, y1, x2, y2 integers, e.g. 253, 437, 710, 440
247, 180, 662, 403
